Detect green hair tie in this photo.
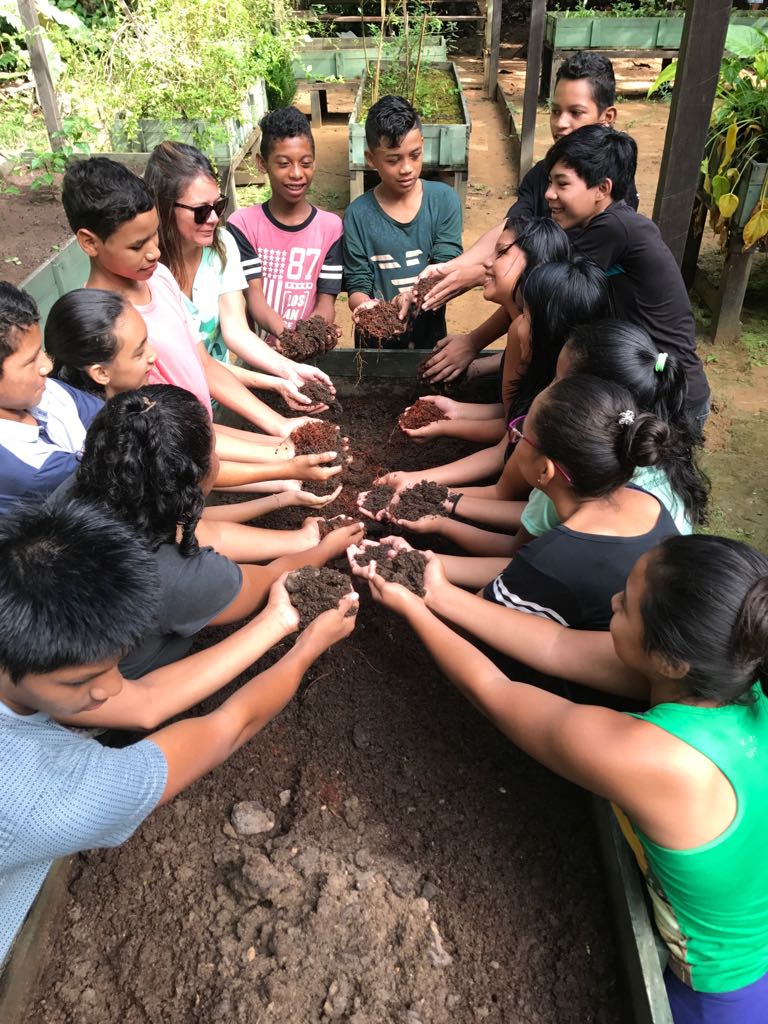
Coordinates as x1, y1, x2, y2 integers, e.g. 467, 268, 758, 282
655, 352, 669, 373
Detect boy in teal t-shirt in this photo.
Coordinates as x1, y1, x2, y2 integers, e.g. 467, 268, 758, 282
343, 95, 462, 349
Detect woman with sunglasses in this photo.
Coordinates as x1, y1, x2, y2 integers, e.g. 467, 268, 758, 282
144, 142, 334, 413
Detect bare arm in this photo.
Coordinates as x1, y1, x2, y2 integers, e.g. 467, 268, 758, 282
151, 595, 358, 804
375, 436, 508, 492
201, 344, 295, 436
449, 495, 525, 533
422, 308, 512, 383
420, 219, 507, 311
213, 452, 342, 489
438, 553, 510, 589
244, 278, 286, 339
313, 292, 337, 323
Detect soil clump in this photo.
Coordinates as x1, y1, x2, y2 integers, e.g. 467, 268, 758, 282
285, 566, 353, 626
298, 381, 341, 411
361, 483, 396, 516
280, 316, 338, 361
412, 275, 441, 313
318, 515, 363, 539
290, 421, 344, 497
354, 544, 428, 596
394, 481, 450, 522
399, 399, 447, 431
356, 302, 407, 346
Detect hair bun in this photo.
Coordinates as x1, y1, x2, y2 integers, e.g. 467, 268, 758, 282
618, 411, 671, 469
735, 577, 768, 670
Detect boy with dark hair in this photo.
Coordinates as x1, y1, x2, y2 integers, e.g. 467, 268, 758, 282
421, 51, 638, 380
226, 106, 344, 340
0, 282, 103, 515
343, 94, 463, 349
545, 124, 709, 421
0, 498, 357, 964
62, 157, 315, 447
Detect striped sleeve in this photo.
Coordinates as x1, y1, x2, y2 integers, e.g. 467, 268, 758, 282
317, 234, 343, 295
482, 557, 578, 627
226, 223, 263, 281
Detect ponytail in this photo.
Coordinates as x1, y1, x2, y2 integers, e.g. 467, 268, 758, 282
533, 375, 673, 498
46, 288, 128, 395
642, 536, 768, 703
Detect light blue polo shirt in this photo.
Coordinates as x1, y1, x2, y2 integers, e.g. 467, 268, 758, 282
0, 701, 167, 965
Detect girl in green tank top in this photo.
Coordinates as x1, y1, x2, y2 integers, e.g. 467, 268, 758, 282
353, 533, 768, 1022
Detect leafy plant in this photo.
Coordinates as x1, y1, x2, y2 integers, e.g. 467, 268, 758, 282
650, 24, 768, 250
17, 114, 95, 191
552, 0, 684, 16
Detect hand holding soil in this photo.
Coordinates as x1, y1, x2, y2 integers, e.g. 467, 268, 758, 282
279, 316, 338, 361
388, 481, 450, 525
357, 483, 396, 521
372, 470, 421, 495
411, 273, 442, 314
294, 483, 344, 509
298, 380, 342, 414
352, 542, 428, 597
292, 452, 343, 483
317, 520, 366, 561
398, 399, 448, 440
318, 514, 365, 539
264, 573, 301, 636
354, 300, 407, 346
285, 566, 356, 627
290, 421, 349, 496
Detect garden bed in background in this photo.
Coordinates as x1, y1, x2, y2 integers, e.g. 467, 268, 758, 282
25, 381, 622, 1024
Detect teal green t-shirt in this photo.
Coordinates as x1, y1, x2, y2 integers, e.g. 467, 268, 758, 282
521, 466, 692, 539
617, 684, 768, 992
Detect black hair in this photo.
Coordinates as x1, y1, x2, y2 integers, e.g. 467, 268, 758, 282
46, 288, 129, 395
144, 141, 227, 290
531, 374, 673, 498
73, 385, 212, 556
563, 321, 710, 526
62, 157, 155, 240
555, 51, 617, 112
259, 105, 315, 159
503, 216, 571, 306
0, 281, 39, 375
506, 256, 610, 417
365, 95, 422, 150
642, 535, 768, 705
0, 499, 159, 684
545, 124, 637, 204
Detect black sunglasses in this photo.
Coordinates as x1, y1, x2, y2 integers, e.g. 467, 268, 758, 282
174, 195, 228, 224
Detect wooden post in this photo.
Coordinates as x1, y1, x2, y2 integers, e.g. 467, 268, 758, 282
711, 233, 755, 344
16, 0, 63, 149
652, 0, 731, 265
482, 0, 503, 99
519, 0, 547, 177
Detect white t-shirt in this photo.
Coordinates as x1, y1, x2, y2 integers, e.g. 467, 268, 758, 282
182, 229, 247, 364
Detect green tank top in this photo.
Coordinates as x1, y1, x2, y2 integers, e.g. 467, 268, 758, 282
616, 684, 768, 993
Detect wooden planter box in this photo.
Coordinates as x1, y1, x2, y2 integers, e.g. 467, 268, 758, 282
111, 80, 268, 164
545, 13, 682, 50
293, 35, 447, 80
348, 60, 471, 204
654, 17, 684, 48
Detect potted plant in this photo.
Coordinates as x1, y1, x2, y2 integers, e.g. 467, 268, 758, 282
651, 24, 768, 250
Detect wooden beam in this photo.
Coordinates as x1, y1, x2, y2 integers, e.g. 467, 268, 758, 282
16, 0, 63, 149
519, 0, 547, 177
482, 0, 502, 99
652, 0, 731, 265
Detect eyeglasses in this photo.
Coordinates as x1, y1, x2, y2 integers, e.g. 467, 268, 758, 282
174, 195, 228, 224
507, 414, 573, 484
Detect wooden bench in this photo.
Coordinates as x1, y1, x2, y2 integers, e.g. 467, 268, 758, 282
308, 79, 359, 126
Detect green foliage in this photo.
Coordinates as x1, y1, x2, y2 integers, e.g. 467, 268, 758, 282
18, 114, 95, 191
553, 0, 684, 16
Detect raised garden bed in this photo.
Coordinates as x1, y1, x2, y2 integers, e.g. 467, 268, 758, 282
3, 365, 671, 1024
348, 61, 471, 205
293, 35, 447, 80
110, 79, 268, 165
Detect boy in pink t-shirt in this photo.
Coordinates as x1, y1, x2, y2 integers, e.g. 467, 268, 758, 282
226, 108, 343, 340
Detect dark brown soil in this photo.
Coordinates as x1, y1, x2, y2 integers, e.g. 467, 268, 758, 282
290, 420, 344, 496
416, 356, 463, 395
285, 566, 353, 626
318, 514, 363, 539
412, 275, 441, 313
399, 398, 447, 431
354, 544, 428, 596
356, 301, 407, 345
299, 380, 341, 412
395, 481, 450, 522
280, 316, 338, 361
25, 382, 623, 1024
0, 186, 72, 286
361, 483, 396, 515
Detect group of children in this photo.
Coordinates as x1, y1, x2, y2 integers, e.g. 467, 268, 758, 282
1, 49, 767, 1024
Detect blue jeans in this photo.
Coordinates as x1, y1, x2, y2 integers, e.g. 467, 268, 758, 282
666, 967, 768, 1023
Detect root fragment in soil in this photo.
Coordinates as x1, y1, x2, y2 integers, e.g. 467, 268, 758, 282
356, 301, 407, 345
280, 316, 338, 360
298, 381, 342, 412
354, 544, 427, 596
318, 515, 364, 539
362, 483, 396, 515
395, 481, 450, 522
285, 566, 353, 626
399, 399, 447, 431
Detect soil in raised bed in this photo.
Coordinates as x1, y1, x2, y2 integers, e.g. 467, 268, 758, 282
354, 544, 428, 596
26, 381, 622, 1024
285, 566, 354, 626
298, 380, 342, 412
360, 67, 463, 124
280, 316, 338, 361
399, 398, 447, 431
394, 480, 450, 521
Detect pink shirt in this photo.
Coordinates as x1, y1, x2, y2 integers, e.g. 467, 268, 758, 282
135, 264, 212, 416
